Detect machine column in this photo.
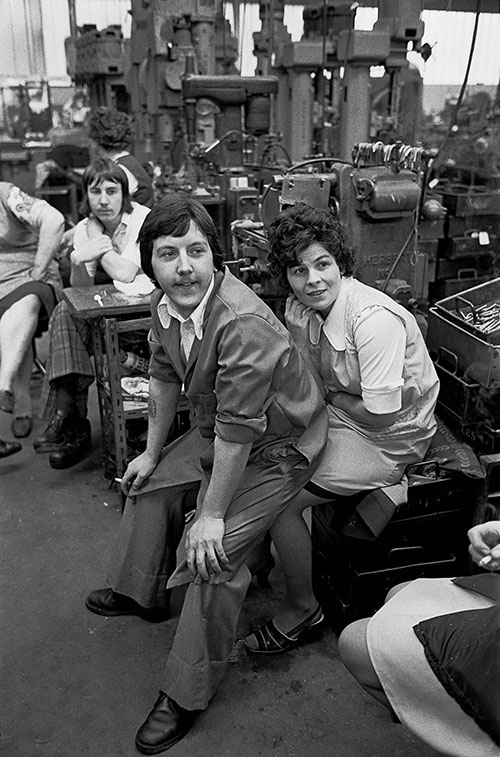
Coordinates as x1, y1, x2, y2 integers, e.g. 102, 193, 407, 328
339, 65, 371, 162
289, 70, 315, 163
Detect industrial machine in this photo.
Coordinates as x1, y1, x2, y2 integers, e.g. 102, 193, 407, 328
57, 0, 500, 629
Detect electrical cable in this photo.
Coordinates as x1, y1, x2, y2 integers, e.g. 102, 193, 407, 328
432, 0, 482, 170
260, 142, 292, 168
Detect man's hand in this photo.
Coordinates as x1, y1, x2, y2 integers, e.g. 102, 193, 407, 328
468, 521, 500, 570
72, 236, 114, 264
186, 516, 229, 580
121, 450, 159, 495
86, 217, 105, 239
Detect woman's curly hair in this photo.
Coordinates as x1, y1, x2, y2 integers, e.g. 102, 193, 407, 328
267, 203, 355, 292
88, 106, 132, 151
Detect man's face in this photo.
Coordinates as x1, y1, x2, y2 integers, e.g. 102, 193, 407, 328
87, 178, 122, 229
152, 220, 215, 317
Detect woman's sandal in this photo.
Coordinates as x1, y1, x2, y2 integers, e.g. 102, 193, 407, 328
244, 605, 325, 654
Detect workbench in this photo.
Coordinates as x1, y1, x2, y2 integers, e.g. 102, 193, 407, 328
62, 284, 153, 479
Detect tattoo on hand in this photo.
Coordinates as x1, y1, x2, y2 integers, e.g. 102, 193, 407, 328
148, 397, 157, 418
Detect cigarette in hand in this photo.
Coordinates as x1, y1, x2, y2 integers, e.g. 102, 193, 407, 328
93, 294, 104, 307
479, 554, 493, 567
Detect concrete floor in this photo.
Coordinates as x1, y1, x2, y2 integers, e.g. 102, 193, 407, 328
0, 362, 444, 757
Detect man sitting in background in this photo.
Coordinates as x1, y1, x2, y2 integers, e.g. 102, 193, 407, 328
33, 159, 151, 469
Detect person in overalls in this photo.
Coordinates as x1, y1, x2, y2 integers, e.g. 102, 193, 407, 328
86, 194, 328, 754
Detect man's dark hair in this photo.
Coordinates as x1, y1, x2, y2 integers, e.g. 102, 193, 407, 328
80, 157, 133, 216
267, 202, 355, 292
139, 194, 225, 286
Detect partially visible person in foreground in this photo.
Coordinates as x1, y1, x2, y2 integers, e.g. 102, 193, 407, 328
0, 182, 64, 439
244, 202, 439, 655
338, 520, 500, 757
85, 194, 328, 754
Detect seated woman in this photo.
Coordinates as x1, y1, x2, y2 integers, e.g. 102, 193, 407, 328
337, 520, 500, 757
0, 182, 64, 438
33, 158, 151, 469
244, 202, 440, 654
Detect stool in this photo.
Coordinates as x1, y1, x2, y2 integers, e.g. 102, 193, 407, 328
311, 426, 487, 634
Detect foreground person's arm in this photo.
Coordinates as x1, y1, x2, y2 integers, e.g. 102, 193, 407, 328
121, 377, 181, 493
186, 435, 253, 580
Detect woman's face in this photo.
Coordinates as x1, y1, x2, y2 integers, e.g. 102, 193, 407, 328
87, 178, 123, 228
286, 242, 342, 316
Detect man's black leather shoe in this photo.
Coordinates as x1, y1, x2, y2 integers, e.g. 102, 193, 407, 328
48, 419, 91, 469
85, 588, 170, 623
0, 439, 21, 458
135, 692, 199, 754
33, 409, 74, 453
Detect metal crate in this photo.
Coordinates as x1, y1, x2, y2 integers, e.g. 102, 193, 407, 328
434, 276, 500, 341
427, 306, 500, 388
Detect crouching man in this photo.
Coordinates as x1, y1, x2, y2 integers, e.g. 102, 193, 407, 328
86, 194, 328, 754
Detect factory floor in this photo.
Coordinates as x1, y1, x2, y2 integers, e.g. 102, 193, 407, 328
1, 346, 443, 757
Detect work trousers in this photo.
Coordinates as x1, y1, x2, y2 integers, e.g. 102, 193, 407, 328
107, 435, 321, 711
40, 300, 93, 419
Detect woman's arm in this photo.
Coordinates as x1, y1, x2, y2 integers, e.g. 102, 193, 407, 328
31, 204, 65, 281
328, 391, 399, 428
348, 307, 407, 426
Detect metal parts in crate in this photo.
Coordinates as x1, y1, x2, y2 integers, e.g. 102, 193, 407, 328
312, 435, 486, 634
427, 276, 500, 452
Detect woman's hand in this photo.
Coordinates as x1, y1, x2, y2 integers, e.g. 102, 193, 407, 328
285, 294, 315, 328
185, 516, 228, 580
468, 521, 500, 571
285, 294, 323, 348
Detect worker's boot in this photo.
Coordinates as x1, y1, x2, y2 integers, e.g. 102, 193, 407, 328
48, 417, 92, 469
33, 409, 79, 453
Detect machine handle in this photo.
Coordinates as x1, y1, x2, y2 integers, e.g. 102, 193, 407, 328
457, 268, 477, 280
435, 346, 459, 374
455, 295, 477, 322
405, 460, 440, 480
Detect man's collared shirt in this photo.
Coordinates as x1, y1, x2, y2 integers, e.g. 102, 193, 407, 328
157, 274, 215, 360
74, 201, 150, 268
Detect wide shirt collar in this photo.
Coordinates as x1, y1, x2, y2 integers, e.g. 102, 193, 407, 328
156, 274, 215, 339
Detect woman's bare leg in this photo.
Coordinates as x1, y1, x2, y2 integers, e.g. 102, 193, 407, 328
0, 295, 41, 404
13, 343, 34, 417
263, 489, 329, 632
338, 618, 392, 710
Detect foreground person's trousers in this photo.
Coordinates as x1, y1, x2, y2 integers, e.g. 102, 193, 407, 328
162, 445, 320, 711
106, 431, 321, 710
